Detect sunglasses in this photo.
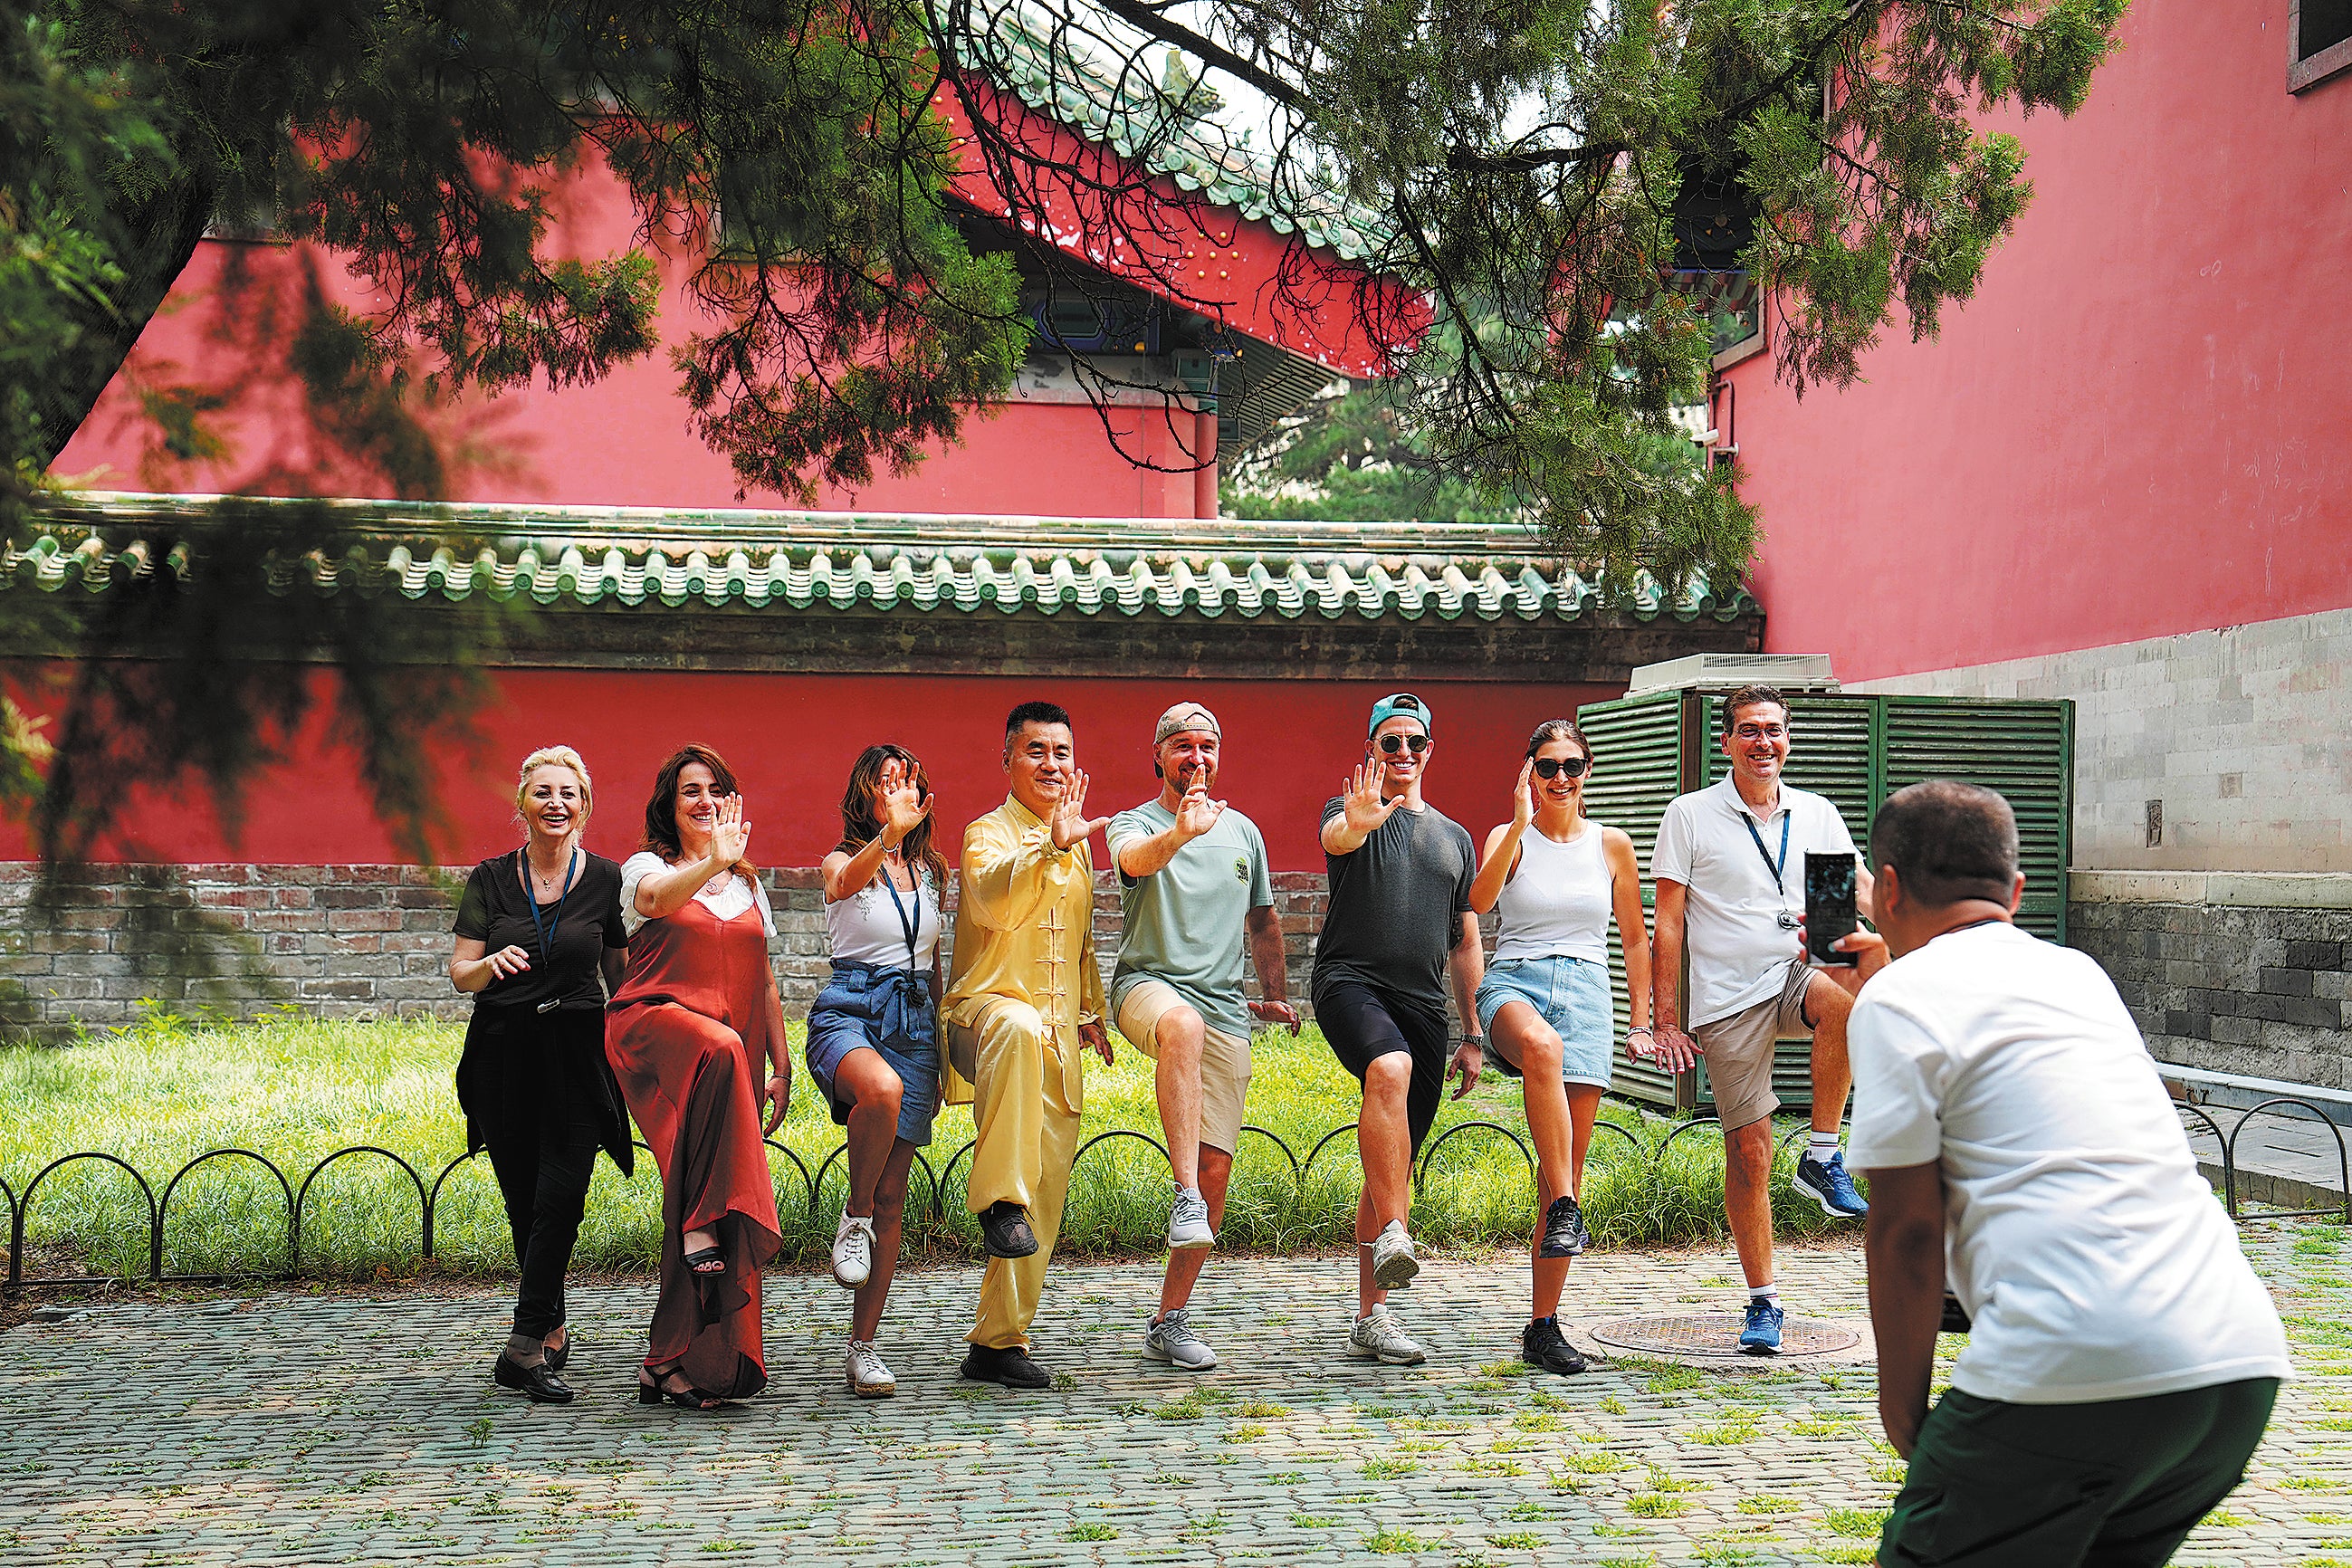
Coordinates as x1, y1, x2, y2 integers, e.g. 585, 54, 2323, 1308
1531, 756, 1590, 779
1378, 733, 1431, 755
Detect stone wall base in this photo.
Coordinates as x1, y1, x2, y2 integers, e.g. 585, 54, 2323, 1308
2068, 872, 2351, 1089
0, 863, 1334, 1039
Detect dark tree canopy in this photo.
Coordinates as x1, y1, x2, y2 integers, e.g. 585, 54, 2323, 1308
1, 0, 2125, 856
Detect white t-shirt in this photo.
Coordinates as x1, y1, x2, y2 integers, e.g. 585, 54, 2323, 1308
619, 851, 777, 941
1849, 921, 2291, 1405
1651, 778, 1857, 1027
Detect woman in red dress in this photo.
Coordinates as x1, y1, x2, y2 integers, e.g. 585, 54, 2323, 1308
607, 744, 789, 1409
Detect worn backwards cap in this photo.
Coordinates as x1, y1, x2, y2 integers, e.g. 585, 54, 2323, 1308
1367, 692, 1433, 738
1154, 702, 1221, 743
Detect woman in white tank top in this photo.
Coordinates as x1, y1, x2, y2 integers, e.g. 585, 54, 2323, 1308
808, 744, 947, 1399
1467, 720, 1654, 1376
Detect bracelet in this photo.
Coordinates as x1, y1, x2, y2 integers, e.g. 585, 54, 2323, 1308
1628, 1025, 1655, 1037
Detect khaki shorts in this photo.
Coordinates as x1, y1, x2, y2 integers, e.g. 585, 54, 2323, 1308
1114, 979, 1254, 1156
1693, 959, 1818, 1133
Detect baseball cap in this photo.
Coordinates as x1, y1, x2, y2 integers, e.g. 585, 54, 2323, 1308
1367, 692, 1433, 738
1154, 702, 1221, 743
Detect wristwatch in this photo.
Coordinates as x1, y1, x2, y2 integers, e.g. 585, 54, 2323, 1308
1461, 1034, 1486, 1049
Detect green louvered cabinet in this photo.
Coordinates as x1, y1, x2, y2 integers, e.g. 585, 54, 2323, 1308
1576, 687, 2074, 1114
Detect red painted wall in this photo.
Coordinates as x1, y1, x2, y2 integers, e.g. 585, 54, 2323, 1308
0, 669, 1617, 872
49, 232, 1210, 518
1722, 2, 2352, 682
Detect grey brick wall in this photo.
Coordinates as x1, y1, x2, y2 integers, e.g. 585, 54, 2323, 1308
0, 863, 1335, 1040
2068, 874, 2352, 1086
1859, 607, 2351, 874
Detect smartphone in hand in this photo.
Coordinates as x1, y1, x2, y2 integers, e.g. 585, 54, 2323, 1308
1805, 851, 1860, 967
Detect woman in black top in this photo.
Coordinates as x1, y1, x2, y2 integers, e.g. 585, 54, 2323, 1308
450, 745, 634, 1404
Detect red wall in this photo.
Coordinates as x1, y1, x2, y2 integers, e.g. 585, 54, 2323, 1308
1, 670, 1617, 872
1723, 2, 2352, 682
49, 232, 1214, 518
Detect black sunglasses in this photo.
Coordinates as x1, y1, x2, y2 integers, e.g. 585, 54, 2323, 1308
1378, 733, 1431, 755
1531, 756, 1590, 779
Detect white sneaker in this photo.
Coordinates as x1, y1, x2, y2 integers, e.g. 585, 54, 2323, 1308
1347, 1304, 1428, 1365
845, 1338, 895, 1399
1370, 1219, 1420, 1290
832, 1213, 875, 1289
1167, 1185, 1215, 1251
1144, 1307, 1219, 1371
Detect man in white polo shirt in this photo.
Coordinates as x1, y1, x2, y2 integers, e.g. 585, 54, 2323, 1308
1840, 780, 2286, 1568
1649, 684, 1872, 1355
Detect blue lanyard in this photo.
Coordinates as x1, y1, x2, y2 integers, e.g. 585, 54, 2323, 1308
1741, 810, 1791, 895
522, 848, 580, 968
878, 865, 923, 969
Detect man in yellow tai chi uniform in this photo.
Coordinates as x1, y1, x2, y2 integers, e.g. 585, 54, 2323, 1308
942, 700, 1113, 1389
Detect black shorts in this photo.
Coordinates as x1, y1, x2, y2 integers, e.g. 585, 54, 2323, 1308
1315, 976, 1452, 1152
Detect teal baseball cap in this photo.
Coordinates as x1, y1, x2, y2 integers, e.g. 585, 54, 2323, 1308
1368, 692, 1433, 738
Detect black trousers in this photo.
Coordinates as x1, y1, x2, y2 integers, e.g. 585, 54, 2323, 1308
483, 1116, 599, 1338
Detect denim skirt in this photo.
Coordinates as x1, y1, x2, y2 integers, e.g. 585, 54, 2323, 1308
806, 961, 942, 1147
1473, 954, 1615, 1087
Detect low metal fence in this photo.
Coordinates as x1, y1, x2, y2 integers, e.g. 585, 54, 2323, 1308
4, 1097, 2338, 1288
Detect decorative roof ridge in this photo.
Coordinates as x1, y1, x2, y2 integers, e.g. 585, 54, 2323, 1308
11, 492, 1760, 626
43, 492, 1544, 557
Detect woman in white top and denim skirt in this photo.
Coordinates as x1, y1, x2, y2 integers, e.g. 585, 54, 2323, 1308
1468, 719, 1653, 1376
808, 744, 946, 1399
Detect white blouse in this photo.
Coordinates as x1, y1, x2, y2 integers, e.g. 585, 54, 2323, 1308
619, 851, 777, 940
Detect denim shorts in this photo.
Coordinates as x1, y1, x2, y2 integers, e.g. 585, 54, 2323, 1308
806, 963, 942, 1148
1474, 955, 1615, 1087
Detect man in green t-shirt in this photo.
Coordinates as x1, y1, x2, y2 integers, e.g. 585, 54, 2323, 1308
1107, 702, 1300, 1371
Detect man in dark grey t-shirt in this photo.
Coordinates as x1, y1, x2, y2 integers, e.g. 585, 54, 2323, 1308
1314, 692, 1483, 1366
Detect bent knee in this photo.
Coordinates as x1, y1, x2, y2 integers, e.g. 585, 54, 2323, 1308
1363, 1050, 1414, 1093
1156, 1005, 1207, 1053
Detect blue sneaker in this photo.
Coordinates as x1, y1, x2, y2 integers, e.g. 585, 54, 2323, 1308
1793, 1150, 1869, 1219
1739, 1298, 1783, 1356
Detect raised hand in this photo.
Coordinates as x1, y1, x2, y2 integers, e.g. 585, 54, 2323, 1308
1173, 779, 1226, 841
711, 791, 752, 866
1343, 760, 1403, 837
1051, 766, 1113, 850
878, 760, 931, 847
1511, 759, 1535, 831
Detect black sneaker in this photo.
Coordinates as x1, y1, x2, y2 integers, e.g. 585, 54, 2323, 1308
960, 1343, 1053, 1390
1521, 1317, 1588, 1376
979, 1200, 1039, 1259
1537, 1195, 1588, 1258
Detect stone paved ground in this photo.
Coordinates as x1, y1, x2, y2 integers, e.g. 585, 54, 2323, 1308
0, 1226, 2340, 1567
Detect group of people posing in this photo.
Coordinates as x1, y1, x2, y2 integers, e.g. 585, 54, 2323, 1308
445, 684, 1885, 1408
442, 683, 2290, 1568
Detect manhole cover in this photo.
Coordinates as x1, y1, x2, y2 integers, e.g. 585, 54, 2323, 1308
1587, 1313, 1861, 1360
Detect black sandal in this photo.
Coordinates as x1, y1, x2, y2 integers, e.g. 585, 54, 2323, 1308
683, 1245, 725, 1274
636, 1369, 722, 1410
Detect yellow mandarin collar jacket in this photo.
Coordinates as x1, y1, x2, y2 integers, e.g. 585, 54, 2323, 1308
939, 794, 1104, 1109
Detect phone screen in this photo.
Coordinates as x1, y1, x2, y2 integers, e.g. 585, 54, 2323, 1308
1805, 851, 1859, 966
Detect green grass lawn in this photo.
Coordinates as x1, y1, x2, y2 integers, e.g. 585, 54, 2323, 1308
0, 1015, 1847, 1279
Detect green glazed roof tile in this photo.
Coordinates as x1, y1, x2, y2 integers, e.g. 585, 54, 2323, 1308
6, 493, 1758, 626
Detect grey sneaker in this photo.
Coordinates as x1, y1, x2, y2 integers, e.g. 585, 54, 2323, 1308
1144, 1307, 1219, 1371
1346, 1304, 1429, 1365
844, 1338, 895, 1398
832, 1213, 875, 1289
1370, 1219, 1420, 1290
1167, 1185, 1215, 1251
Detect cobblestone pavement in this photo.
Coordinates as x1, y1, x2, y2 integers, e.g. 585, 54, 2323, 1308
0, 1226, 2338, 1566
